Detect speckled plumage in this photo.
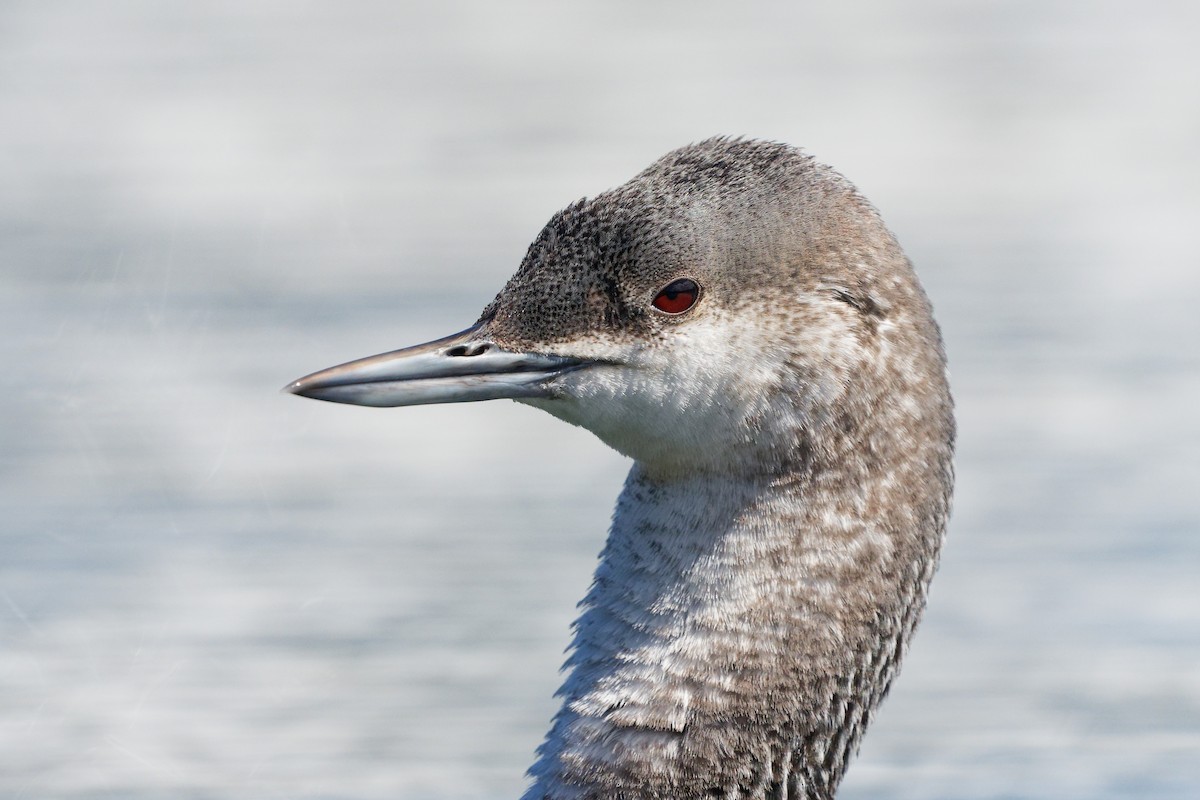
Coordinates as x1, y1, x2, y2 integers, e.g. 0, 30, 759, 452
492, 139, 955, 799
289, 137, 955, 800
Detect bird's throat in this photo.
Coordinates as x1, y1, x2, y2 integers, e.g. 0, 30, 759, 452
523, 460, 934, 800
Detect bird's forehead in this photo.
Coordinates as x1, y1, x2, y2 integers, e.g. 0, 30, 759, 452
479, 196, 701, 346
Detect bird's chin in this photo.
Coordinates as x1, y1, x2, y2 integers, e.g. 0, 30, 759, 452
518, 394, 706, 478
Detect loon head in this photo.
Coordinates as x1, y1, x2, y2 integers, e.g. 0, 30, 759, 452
288, 137, 948, 482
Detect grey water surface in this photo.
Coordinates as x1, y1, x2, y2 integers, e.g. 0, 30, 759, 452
2, 2, 1198, 799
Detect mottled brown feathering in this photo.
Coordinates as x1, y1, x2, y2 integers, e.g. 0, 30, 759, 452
486, 139, 955, 799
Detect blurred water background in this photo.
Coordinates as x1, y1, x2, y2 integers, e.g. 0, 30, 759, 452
2, 2, 1198, 798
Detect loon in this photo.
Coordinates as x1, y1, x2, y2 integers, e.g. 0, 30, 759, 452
286, 138, 955, 800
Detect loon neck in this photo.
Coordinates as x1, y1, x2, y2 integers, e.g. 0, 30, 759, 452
524, 457, 942, 800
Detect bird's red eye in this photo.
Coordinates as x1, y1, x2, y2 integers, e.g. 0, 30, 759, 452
652, 278, 700, 314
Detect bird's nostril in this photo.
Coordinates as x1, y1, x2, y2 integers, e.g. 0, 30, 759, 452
447, 342, 492, 357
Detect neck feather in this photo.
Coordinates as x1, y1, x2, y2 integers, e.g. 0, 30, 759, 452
523, 444, 949, 800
